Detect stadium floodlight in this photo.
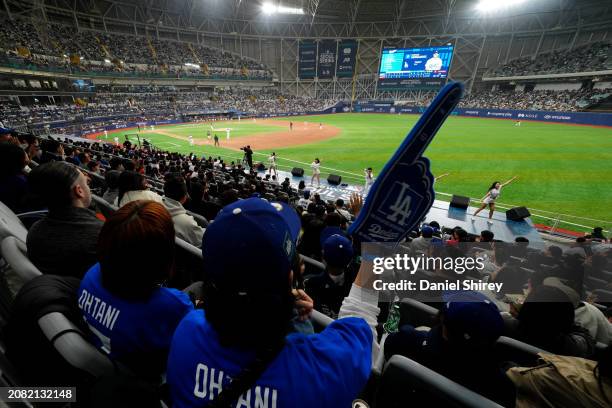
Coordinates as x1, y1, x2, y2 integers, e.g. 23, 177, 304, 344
261, 2, 304, 15
476, 0, 526, 13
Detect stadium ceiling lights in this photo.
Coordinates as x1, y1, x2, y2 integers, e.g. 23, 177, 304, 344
261, 2, 305, 15
476, 0, 526, 13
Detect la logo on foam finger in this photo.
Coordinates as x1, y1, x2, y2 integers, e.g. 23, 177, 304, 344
348, 82, 464, 244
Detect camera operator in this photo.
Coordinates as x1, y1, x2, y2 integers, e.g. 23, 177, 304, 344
240, 145, 254, 169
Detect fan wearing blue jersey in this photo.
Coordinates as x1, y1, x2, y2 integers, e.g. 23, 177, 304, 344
77, 200, 194, 377
167, 198, 381, 408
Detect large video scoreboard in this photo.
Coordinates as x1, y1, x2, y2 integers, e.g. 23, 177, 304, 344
378, 45, 454, 90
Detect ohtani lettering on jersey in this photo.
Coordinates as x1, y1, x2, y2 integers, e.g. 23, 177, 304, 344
193, 363, 278, 408
77, 289, 120, 331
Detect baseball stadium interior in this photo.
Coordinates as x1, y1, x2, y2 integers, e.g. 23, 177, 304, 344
0, 0, 611, 407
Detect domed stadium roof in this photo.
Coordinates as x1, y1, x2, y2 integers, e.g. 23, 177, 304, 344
5, 0, 612, 38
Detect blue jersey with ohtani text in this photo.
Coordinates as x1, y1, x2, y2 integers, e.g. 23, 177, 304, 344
77, 263, 193, 359
167, 310, 372, 408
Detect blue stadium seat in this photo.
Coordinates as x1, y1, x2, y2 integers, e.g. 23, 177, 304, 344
376, 355, 503, 408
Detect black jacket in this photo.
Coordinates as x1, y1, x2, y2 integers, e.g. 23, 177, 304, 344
304, 269, 355, 319
27, 207, 103, 278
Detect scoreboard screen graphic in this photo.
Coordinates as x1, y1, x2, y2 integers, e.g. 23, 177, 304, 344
379, 45, 454, 80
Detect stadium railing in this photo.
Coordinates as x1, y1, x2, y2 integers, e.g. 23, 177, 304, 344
376, 355, 504, 408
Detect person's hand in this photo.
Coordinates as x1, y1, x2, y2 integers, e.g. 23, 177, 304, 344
349, 192, 364, 218
293, 289, 313, 321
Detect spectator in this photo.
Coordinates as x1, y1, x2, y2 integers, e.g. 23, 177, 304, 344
102, 170, 121, 205
297, 189, 311, 208
505, 285, 596, 357
78, 152, 91, 169
479, 230, 495, 242
0, 142, 30, 213
163, 174, 204, 247
507, 344, 612, 407
384, 291, 513, 405
335, 199, 352, 223
116, 170, 162, 207
87, 160, 101, 175
78, 200, 193, 376
411, 225, 434, 253
27, 162, 102, 278
539, 277, 611, 345
305, 234, 355, 319
38, 139, 65, 163
167, 198, 376, 407
592, 227, 608, 242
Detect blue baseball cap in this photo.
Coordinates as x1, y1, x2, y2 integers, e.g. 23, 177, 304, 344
421, 225, 434, 238
442, 291, 504, 345
319, 226, 348, 247
323, 234, 354, 268
202, 198, 301, 295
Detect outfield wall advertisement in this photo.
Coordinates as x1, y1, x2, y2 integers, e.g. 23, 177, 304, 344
353, 104, 612, 126
46, 104, 610, 138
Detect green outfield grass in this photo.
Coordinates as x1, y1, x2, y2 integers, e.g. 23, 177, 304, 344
99, 113, 612, 226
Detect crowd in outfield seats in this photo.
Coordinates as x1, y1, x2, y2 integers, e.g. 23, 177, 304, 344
460, 89, 608, 112
0, 128, 611, 406
490, 41, 610, 77
0, 88, 335, 130
0, 18, 272, 79
2, 86, 609, 133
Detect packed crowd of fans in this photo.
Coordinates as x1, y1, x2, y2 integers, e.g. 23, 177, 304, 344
459, 88, 608, 112
0, 18, 273, 79
0, 88, 336, 132
489, 41, 610, 77
0, 127, 611, 406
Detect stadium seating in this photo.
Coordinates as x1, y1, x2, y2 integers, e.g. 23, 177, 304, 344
0, 201, 28, 244
376, 355, 504, 408
0, 19, 273, 80
0, 236, 42, 283
38, 312, 117, 377
489, 42, 610, 77
399, 297, 439, 327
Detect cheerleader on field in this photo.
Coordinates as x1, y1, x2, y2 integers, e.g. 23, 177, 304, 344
472, 176, 517, 223
310, 158, 321, 187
